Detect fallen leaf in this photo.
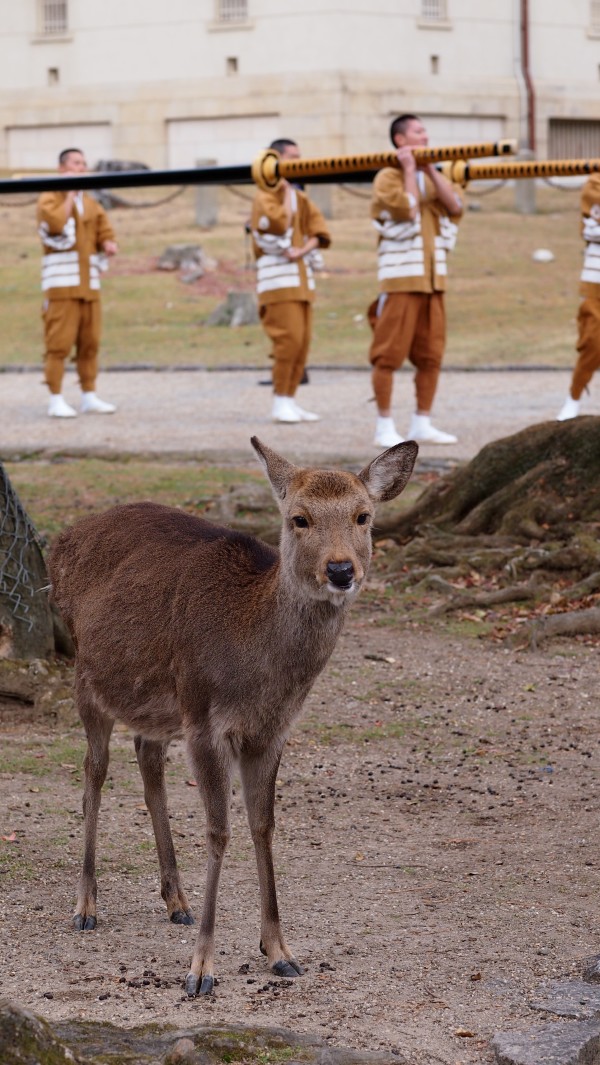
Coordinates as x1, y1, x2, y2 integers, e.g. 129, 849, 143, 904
455, 1028, 475, 1038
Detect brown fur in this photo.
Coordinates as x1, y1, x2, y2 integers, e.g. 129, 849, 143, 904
48, 436, 417, 994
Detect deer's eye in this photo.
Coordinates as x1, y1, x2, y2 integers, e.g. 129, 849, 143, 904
357, 512, 370, 526
292, 515, 309, 529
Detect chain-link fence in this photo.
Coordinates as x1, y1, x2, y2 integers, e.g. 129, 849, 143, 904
0, 463, 46, 632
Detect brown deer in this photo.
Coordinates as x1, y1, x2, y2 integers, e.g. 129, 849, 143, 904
48, 436, 417, 995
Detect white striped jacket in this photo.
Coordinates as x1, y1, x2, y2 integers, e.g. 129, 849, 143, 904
371, 167, 462, 294
251, 186, 331, 305
581, 215, 600, 289
37, 191, 115, 300
579, 176, 600, 299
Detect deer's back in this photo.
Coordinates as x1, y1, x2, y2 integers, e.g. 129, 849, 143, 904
50, 501, 278, 628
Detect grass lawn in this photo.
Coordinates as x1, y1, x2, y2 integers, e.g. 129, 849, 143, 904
3, 456, 265, 541
0, 180, 582, 371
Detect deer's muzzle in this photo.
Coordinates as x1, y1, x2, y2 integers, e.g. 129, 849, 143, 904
326, 561, 355, 589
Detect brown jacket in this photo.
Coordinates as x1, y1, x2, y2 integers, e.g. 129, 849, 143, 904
371, 167, 462, 294
37, 191, 115, 301
251, 185, 331, 305
579, 175, 600, 298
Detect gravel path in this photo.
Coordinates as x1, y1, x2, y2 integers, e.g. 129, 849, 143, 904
0, 365, 584, 467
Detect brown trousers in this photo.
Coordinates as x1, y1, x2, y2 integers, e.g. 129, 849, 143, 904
571, 298, 600, 399
368, 291, 446, 414
42, 298, 101, 394
259, 301, 313, 396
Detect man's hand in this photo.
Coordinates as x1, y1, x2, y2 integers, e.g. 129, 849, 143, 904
285, 236, 318, 261
103, 240, 118, 256
396, 145, 417, 174
425, 165, 463, 215
395, 146, 419, 218
61, 189, 78, 224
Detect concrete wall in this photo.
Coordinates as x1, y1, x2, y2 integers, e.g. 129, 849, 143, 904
0, 1, 598, 171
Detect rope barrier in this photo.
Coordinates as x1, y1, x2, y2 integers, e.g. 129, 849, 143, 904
225, 185, 255, 203
98, 185, 187, 210
0, 195, 38, 207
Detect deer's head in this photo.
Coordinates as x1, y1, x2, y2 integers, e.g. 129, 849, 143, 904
252, 437, 418, 605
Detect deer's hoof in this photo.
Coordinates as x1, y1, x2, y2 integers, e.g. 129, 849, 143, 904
73, 914, 96, 931
272, 959, 304, 978
170, 909, 194, 926
185, 972, 214, 997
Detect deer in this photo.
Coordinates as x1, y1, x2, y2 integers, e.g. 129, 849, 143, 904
48, 435, 417, 996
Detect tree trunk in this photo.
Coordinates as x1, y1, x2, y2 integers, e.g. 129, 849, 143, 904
0, 462, 55, 660
386, 417, 600, 543
376, 419, 600, 628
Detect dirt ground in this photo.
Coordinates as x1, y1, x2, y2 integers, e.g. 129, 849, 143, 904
0, 589, 598, 1065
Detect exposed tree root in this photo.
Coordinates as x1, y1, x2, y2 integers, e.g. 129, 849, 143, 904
378, 420, 600, 643
426, 580, 539, 617
555, 570, 600, 602
517, 606, 600, 650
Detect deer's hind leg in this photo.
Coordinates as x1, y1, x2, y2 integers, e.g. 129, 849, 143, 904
134, 735, 193, 925
240, 742, 303, 979
74, 691, 114, 930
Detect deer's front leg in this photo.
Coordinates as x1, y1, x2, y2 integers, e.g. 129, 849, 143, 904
184, 730, 234, 996
240, 743, 303, 979
134, 735, 193, 925
74, 696, 114, 930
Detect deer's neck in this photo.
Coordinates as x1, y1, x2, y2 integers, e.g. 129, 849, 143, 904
270, 568, 348, 672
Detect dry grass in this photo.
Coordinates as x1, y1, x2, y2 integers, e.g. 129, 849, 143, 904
0, 180, 582, 370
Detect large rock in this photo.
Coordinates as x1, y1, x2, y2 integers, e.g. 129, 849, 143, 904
0, 1000, 404, 1064
530, 978, 600, 1020
206, 290, 258, 326
157, 245, 217, 283
0, 1000, 81, 1064
493, 1019, 600, 1065
92, 158, 151, 209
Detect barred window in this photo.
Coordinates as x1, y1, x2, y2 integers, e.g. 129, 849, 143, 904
421, 0, 447, 21
41, 1, 68, 35
548, 117, 600, 158
217, 0, 248, 22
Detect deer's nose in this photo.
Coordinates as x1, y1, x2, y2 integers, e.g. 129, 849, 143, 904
326, 561, 355, 588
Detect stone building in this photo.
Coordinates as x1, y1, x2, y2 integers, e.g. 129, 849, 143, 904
0, 0, 599, 171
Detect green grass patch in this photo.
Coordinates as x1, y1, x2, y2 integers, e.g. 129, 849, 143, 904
0, 851, 37, 881
0, 733, 136, 780
4, 457, 263, 540
0, 736, 86, 777
300, 715, 427, 745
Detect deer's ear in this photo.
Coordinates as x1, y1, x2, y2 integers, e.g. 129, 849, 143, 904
251, 436, 298, 501
358, 441, 418, 503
